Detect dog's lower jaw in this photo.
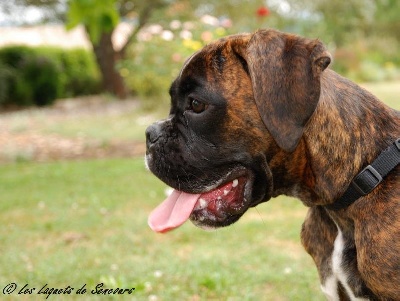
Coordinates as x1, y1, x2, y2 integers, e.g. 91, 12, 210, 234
189, 155, 275, 230
190, 213, 243, 230
188, 171, 257, 229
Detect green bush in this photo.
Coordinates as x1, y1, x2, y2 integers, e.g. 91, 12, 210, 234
20, 55, 61, 106
38, 47, 101, 97
0, 46, 36, 68
0, 62, 13, 105
0, 46, 100, 107
59, 48, 101, 97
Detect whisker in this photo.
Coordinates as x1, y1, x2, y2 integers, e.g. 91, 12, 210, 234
255, 207, 266, 227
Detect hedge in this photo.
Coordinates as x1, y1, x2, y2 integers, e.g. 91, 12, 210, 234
0, 46, 101, 107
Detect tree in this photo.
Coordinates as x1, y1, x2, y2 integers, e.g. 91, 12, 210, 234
67, 0, 167, 99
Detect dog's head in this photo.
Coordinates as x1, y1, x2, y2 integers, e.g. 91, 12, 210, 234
146, 29, 331, 232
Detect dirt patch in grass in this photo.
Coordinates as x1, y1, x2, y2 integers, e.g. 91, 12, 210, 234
0, 131, 146, 162
0, 96, 149, 163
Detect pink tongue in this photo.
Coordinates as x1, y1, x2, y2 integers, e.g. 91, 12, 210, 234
148, 190, 201, 233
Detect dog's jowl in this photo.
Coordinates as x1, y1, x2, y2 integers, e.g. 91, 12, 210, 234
145, 29, 400, 300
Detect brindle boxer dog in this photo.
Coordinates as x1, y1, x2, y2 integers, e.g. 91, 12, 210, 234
145, 29, 400, 300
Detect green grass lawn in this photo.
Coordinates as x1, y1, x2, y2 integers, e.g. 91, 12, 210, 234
0, 159, 322, 300
0, 81, 398, 300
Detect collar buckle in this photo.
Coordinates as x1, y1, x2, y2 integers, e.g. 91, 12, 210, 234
352, 165, 383, 196
395, 138, 400, 151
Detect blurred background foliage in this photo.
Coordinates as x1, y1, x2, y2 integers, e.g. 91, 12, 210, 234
0, 46, 100, 106
0, 0, 399, 107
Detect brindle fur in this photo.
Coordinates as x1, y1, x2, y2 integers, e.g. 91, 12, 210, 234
146, 29, 400, 300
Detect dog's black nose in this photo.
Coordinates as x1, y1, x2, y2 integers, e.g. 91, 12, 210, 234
146, 123, 163, 148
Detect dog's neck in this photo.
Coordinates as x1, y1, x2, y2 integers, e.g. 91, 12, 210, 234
271, 70, 399, 210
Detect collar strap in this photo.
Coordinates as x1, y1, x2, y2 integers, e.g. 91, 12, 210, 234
326, 138, 400, 211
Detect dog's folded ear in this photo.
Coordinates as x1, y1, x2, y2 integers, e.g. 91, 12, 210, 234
231, 29, 331, 152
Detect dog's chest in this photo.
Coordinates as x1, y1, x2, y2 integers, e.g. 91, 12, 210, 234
321, 229, 370, 301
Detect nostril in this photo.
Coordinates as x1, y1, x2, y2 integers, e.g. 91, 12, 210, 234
145, 127, 152, 143
146, 123, 162, 146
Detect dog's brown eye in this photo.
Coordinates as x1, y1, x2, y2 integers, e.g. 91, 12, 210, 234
189, 98, 208, 113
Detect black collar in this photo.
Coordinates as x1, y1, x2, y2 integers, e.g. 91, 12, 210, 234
325, 138, 400, 211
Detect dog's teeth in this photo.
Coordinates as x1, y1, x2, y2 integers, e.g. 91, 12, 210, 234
223, 189, 230, 196
232, 179, 239, 187
199, 198, 207, 209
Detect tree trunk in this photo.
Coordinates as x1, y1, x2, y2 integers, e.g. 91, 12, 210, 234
91, 30, 127, 99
